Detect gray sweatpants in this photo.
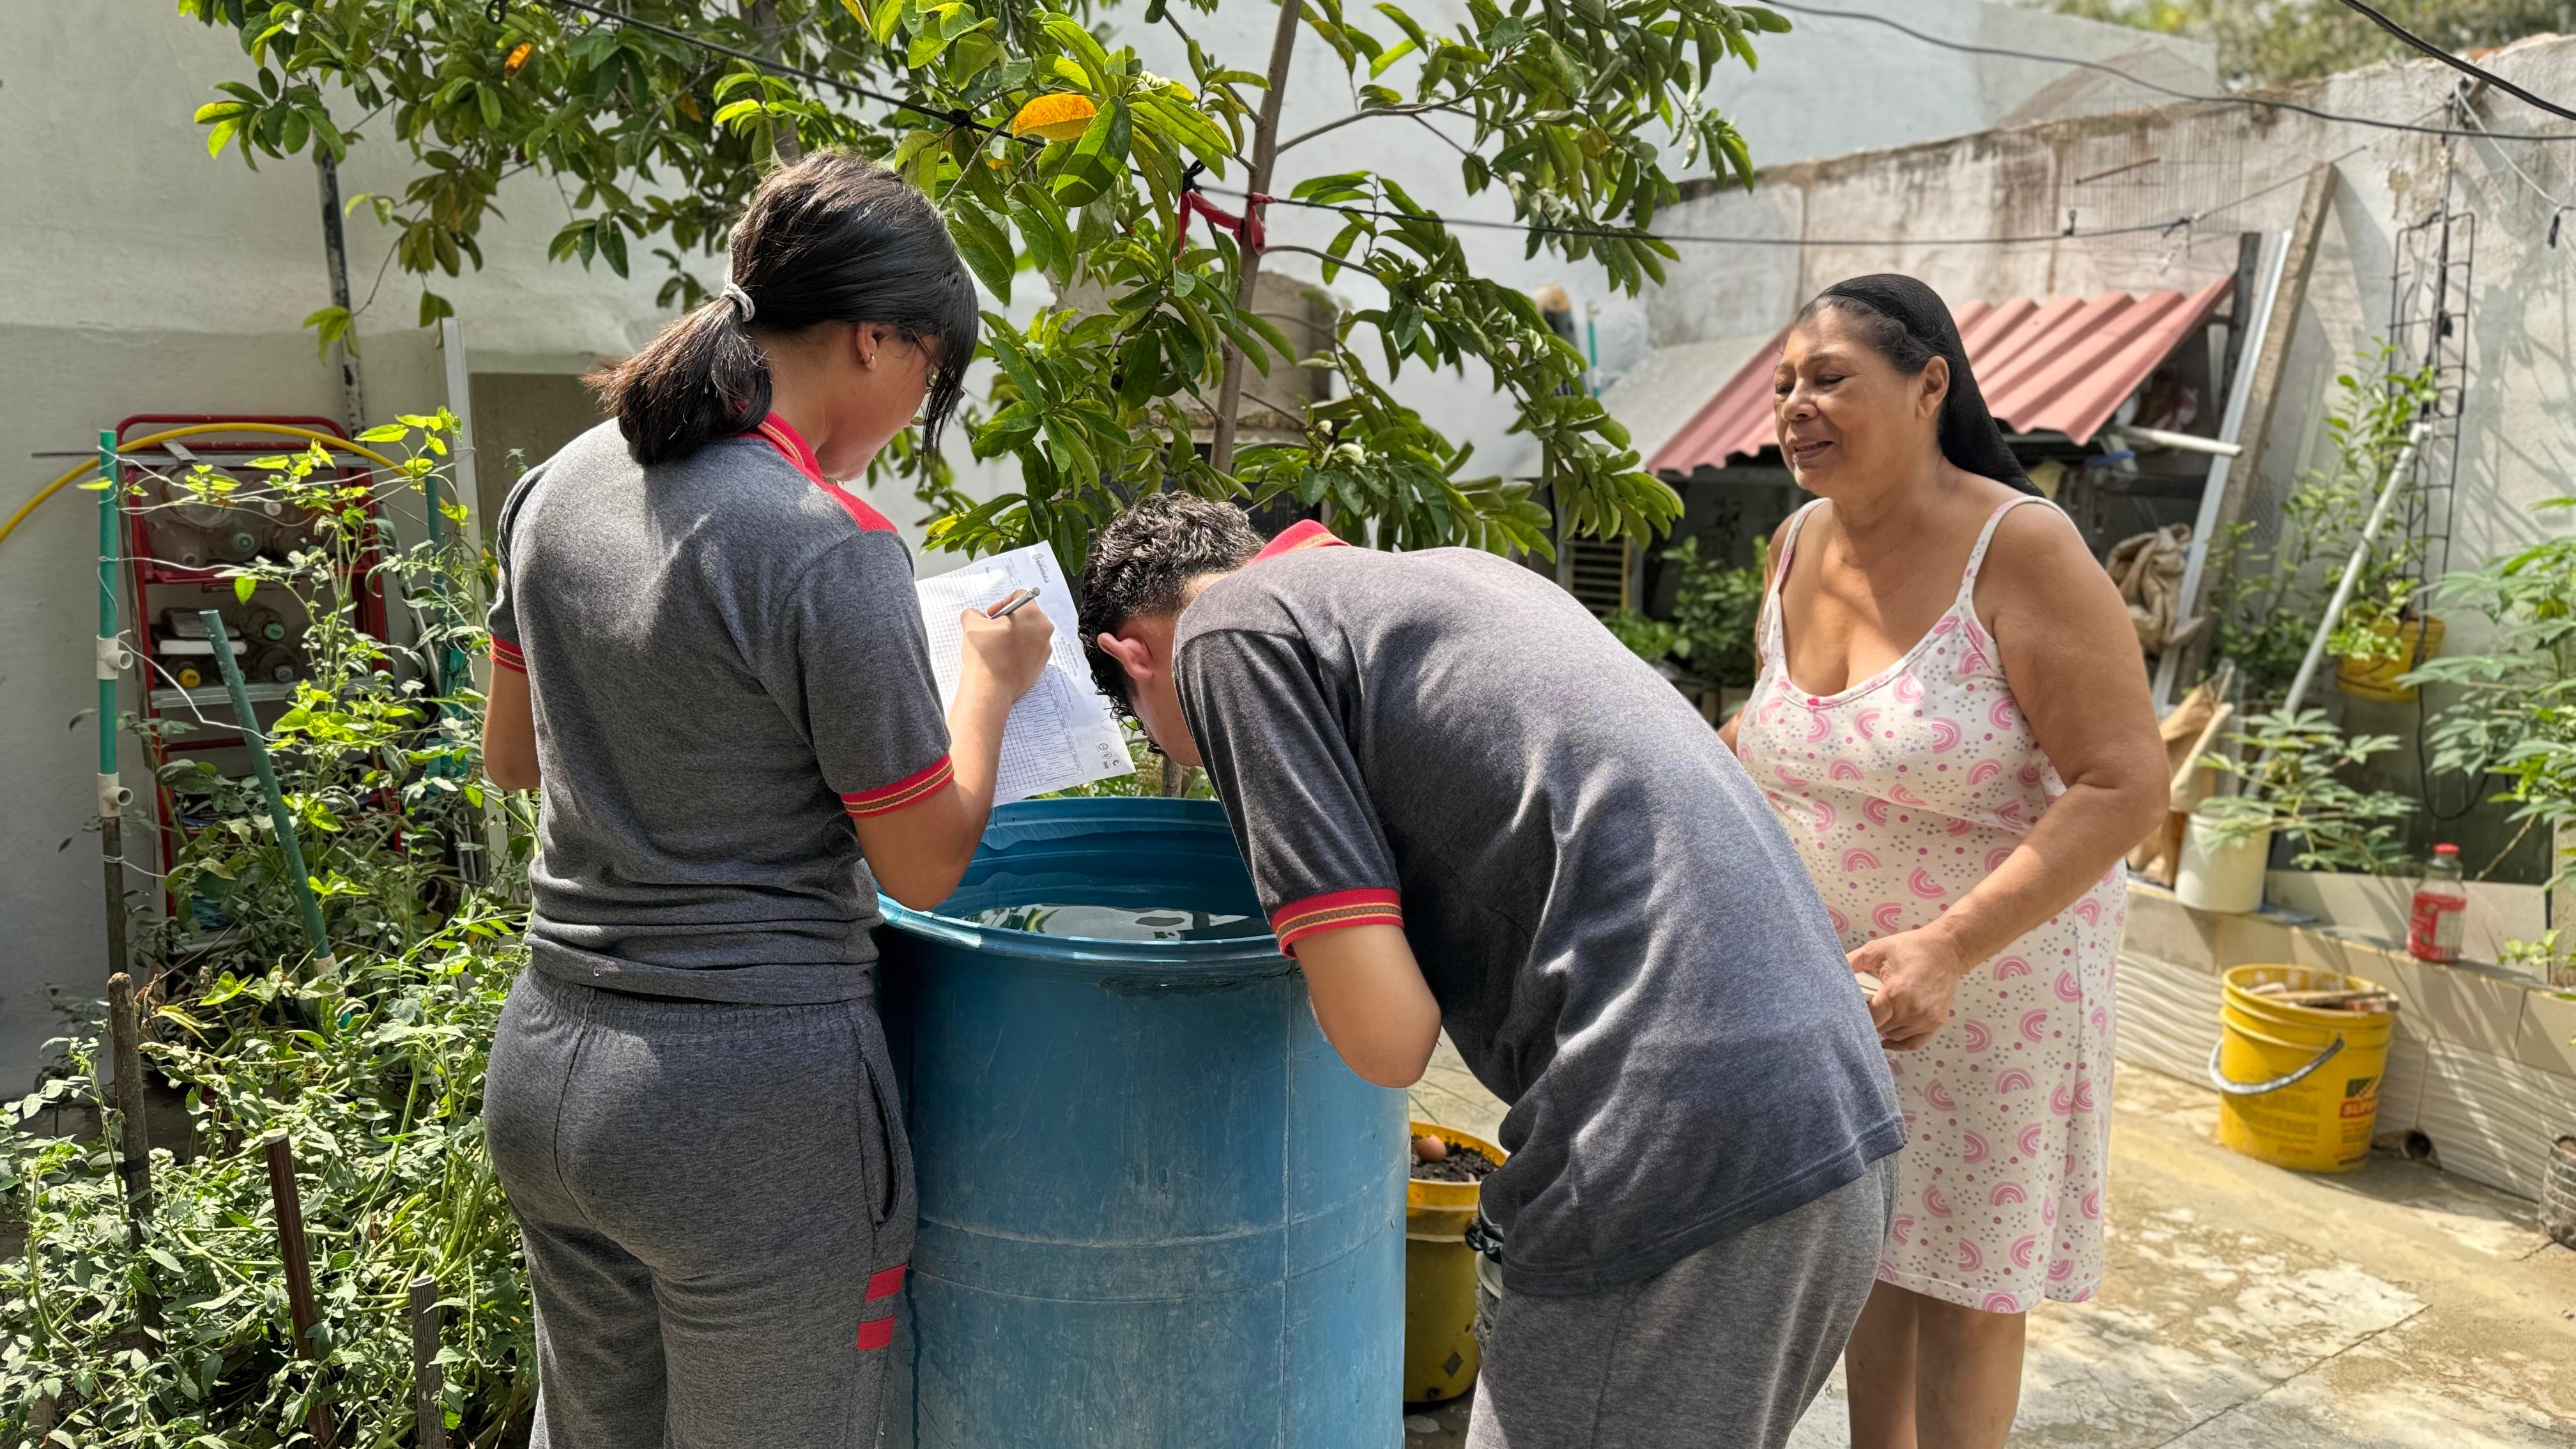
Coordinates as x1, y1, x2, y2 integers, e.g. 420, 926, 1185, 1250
1467, 1156, 1896, 1449
485, 969, 912, 1449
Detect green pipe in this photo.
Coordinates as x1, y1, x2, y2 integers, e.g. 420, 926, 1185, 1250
97, 431, 130, 983
199, 608, 335, 971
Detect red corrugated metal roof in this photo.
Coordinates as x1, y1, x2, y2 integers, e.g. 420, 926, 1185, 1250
1643, 275, 2234, 475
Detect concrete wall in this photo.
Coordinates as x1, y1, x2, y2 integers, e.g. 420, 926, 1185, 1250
0, 0, 2205, 1087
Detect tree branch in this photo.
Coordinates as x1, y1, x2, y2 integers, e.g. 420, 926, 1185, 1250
1209, 0, 1304, 475
1265, 243, 1394, 285
1279, 101, 1477, 154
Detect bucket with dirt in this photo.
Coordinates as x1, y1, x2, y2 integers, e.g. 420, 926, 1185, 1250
1406, 1122, 1503, 1406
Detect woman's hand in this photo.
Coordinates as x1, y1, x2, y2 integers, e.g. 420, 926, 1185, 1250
1850, 928, 1972, 1052
958, 597, 1054, 700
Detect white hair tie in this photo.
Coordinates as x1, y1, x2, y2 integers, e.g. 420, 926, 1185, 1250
719, 280, 756, 324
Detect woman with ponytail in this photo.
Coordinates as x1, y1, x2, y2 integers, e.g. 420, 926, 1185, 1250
1722, 276, 2166, 1448
477, 153, 1052, 1448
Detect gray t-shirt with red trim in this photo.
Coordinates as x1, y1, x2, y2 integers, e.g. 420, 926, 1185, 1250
1175, 525, 1904, 1296
487, 417, 950, 1004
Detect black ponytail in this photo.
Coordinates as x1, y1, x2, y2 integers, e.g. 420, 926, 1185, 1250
591, 151, 981, 467
1796, 275, 2037, 494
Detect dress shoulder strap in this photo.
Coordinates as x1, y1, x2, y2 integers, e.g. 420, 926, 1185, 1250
1759, 499, 1830, 656
1956, 495, 2057, 606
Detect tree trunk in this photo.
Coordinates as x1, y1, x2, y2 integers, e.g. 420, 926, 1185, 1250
747, 0, 804, 162
1207, 1, 1303, 474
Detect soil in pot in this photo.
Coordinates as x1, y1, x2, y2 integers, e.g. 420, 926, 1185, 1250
1411, 1140, 1500, 1184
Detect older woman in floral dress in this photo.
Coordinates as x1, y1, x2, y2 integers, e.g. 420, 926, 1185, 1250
1722, 275, 2167, 1449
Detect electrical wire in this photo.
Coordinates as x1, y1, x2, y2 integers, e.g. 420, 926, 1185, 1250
1762, 0, 2576, 143
2457, 98, 2575, 245
2331, 0, 2576, 123
1201, 157, 2330, 251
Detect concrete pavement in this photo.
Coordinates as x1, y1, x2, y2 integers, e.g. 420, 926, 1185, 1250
1404, 1042, 2576, 1447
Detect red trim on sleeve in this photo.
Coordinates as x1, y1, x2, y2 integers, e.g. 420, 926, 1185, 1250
1270, 887, 1403, 954
746, 414, 899, 536
856, 1317, 896, 1351
1251, 519, 1349, 562
843, 756, 956, 819
866, 1264, 908, 1301
489, 638, 527, 674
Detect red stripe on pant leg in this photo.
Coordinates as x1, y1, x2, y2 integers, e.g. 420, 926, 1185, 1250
856, 1317, 895, 1351
866, 1264, 907, 1301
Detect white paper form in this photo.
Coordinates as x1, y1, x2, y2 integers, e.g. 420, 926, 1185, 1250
914, 544, 1134, 804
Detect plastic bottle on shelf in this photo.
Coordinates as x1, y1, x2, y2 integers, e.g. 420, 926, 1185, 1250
173, 663, 204, 691
243, 604, 292, 643
246, 645, 302, 686
2407, 843, 2468, 964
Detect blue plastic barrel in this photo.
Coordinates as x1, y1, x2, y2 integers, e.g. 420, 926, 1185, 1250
875, 797, 1405, 1448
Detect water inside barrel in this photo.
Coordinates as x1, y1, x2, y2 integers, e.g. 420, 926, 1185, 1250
967, 903, 1271, 942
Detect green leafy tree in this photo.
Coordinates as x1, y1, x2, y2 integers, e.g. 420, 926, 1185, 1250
2038, 0, 2576, 89
178, 0, 1789, 566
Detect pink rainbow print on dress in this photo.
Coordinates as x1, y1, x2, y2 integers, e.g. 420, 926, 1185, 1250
1961, 1020, 1991, 1052
1930, 614, 1960, 637
1895, 673, 1926, 704
1825, 905, 1851, 935
2050, 1084, 2078, 1116
2010, 1235, 2039, 1269
1986, 848, 2015, 873
1947, 817, 1975, 836
1811, 799, 1836, 832
1924, 1080, 1958, 1110
1830, 760, 1867, 782
1929, 718, 1963, 752
1907, 869, 1947, 900
1805, 709, 1832, 743
2018, 1124, 2045, 1157
2080, 1190, 2102, 1220
1890, 1215, 1913, 1246
1889, 785, 1931, 808
1995, 801, 2027, 827
2020, 1010, 2050, 1044
1924, 1186, 1953, 1218
2074, 898, 2105, 928
1990, 698, 2019, 731
2042, 1197, 2058, 1227
1961, 1131, 1989, 1162
2053, 970, 2084, 1003
1995, 1069, 2035, 1095
1863, 798, 1894, 826
1956, 1240, 1982, 1272
2048, 1258, 2075, 1282
1773, 765, 1806, 788
2018, 763, 2045, 788
1981, 1292, 2022, 1313
1993, 956, 2031, 980
2089, 1004, 2110, 1035
1960, 645, 1990, 675
1989, 1182, 2026, 1206
1873, 902, 1908, 934
1843, 849, 1883, 873
2072, 1078, 2096, 1114
1968, 760, 2004, 788
1854, 709, 1883, 739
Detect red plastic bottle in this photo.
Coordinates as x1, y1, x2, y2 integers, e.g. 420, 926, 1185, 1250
2408, 843, 2467, 964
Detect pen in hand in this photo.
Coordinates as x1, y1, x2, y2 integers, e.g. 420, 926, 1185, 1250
988, 588, 1039, 618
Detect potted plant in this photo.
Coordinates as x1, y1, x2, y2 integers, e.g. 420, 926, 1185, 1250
1662, 535, 1767, 718
2180, 709, 2416, 912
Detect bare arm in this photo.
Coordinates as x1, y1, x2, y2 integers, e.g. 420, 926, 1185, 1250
1856, 504, 2169, 1048
481, 666, 539, 792
1289, 924, 1442, 1088
856, 603, 1053, 912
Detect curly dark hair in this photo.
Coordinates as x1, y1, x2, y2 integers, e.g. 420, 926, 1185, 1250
1077, 493, 1264, 711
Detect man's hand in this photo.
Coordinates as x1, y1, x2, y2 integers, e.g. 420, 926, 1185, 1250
1848, 928, 1970, 1052
959, 596, 1053, 699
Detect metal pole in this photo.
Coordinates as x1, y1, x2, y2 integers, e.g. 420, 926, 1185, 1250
200, 610, 335, 971
410, 1275, 448, 1449
2278, 421, 2433, 720
106, 971, 162, 1329
265, 1133, 337, 1449
316, 151, 367, 433
96, 431, 133, 984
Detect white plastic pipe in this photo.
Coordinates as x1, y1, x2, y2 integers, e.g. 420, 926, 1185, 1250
2277, 420, 2434, 720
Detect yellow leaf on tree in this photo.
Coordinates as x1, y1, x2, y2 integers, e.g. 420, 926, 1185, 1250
1011, 92, 1097, 142
504, 41, 534, 77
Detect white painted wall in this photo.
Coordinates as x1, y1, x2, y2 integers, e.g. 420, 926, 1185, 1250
0, 0, 2206, 1085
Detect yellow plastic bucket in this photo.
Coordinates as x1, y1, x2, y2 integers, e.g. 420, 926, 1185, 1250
2211, 965, 2398, 1172
1405, 1121, 1503, 1404
2335, 615, 2443, 702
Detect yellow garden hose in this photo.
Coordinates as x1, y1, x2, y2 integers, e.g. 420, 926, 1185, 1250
0, 422, 406, 553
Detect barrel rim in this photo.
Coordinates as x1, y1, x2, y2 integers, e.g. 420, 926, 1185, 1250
878, 796, 1295, 977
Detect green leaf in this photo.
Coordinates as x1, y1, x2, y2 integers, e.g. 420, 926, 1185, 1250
946, 201, 1017, 303
234, 576, 259, 605
356, 423, 408, 442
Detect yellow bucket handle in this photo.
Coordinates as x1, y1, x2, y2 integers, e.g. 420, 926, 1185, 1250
2206, 1033, 2345, 1097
